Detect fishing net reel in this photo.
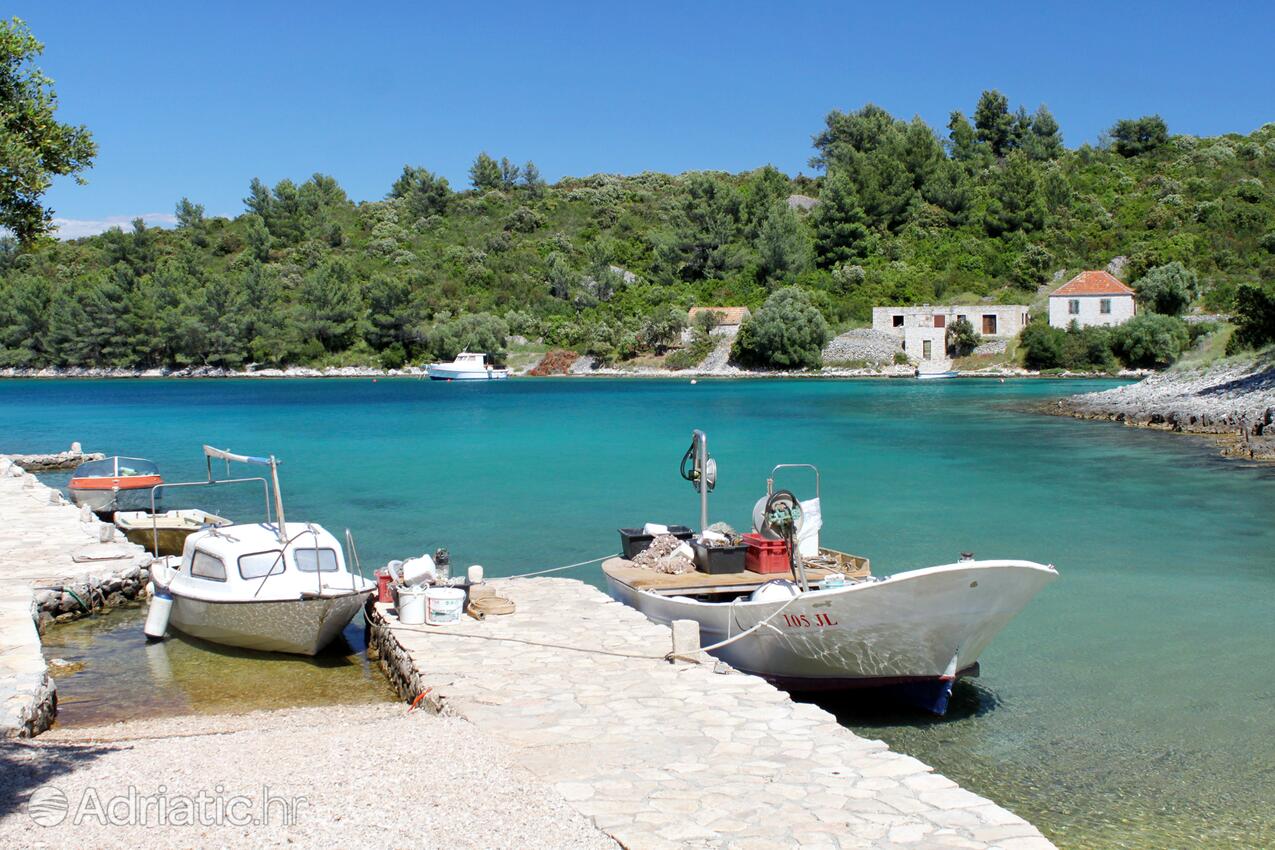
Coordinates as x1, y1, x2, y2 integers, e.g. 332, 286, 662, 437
753, 489, 808, 590
752, 489, 803, 541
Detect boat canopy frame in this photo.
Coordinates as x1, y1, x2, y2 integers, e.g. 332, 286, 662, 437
766, 463, 820, 501
144, 445, 287, 554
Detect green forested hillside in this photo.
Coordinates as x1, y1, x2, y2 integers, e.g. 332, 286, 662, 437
2, 96, 1273, 370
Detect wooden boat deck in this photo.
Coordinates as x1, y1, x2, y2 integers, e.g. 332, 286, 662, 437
603, 548, 871, 597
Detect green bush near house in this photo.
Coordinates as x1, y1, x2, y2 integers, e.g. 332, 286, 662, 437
731, 287, 830, 370
1134, 262, 1198, 316
1111, 314, 1190, 368
946, 316, 981, 356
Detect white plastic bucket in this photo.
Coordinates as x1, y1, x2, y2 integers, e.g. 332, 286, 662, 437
397, 586, 428, 625
426, 587, 465, 625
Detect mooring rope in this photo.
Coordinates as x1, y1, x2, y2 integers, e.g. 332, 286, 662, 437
380, 585, 802, 665
504, 553, 616, 579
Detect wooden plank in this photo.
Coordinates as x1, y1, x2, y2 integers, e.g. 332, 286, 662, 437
603, 557, 856, 596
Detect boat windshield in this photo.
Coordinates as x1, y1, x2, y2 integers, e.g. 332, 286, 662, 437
116, 458, 159, 476
74, 457, 159, 478
73, 458, 116, 478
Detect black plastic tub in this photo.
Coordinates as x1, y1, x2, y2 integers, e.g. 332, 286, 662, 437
691, 541, 747, 574
618, 526, 694, 559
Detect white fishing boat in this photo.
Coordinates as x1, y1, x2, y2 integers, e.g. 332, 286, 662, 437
603, 431, 1058, 714
915, 369, 958, 380
144, 446, 375, 655
426, 352, 508, 381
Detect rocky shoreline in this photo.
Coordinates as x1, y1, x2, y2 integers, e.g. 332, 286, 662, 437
1052, 353, 1275, 460
1, 361, 1148, 381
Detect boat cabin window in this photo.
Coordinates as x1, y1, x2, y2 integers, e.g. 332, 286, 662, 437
190, 550, 227, 582
295, 548, 339, 572
239, 550, 286, 580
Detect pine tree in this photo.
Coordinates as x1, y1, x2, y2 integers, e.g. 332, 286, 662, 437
811, 172, 871, 267
468, 152, 502, 190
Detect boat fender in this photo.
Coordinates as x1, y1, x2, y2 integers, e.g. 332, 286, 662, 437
143, 586, 173, 640
750, 579, 801, 603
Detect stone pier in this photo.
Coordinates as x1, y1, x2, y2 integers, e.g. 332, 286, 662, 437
370, 578, 1055, 849
0, 456, 151, 737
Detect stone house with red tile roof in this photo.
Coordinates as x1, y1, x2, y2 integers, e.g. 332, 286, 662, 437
1048, 271, 1136, 328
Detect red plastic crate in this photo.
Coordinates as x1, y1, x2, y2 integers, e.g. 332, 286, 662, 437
743, 533, 791, 574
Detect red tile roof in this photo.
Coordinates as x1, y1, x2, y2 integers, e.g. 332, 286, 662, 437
1052, 271, 1135, 297
688, 306, 752, 325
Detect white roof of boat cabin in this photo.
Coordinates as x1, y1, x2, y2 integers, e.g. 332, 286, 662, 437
183, 521, 341, 559
453, 352, 487, 362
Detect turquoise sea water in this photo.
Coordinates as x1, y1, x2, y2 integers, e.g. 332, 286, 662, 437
2, 377, 1272, 849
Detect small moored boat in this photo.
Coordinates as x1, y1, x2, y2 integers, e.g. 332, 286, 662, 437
68, 456, 163, 513
603, 431, 1058, 714
144, 446, 375, 655
426, 352, 508, 381
114, 509, 231, 556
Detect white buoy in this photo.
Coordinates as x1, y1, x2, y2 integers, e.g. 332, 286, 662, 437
144, 585, 172, 640
690, 379, 697, 384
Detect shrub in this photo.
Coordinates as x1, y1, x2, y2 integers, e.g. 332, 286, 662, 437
1227, 282, 1275, 353
946, 317, 981, 356
1111, 314, 1190, 368
731, 287, 830, 370
637, 307, 687, 353
1019, 322, 1066, 370
1134, 262, 1197, 316
1019, 320, 1118, 371
421, 313, 509, 363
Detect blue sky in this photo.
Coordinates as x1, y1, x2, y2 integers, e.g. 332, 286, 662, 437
15, 1, 1275, 236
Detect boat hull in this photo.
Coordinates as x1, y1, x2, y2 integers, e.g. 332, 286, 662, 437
426, 365, 509, 381
165, 590, 371, 655
605, 560, 1056, 714
69, 484, 158, 513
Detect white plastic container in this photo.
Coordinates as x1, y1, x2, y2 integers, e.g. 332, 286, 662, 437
144, 585, 172, 639
401, 554, 436, 586
397, 585, 428, 625
426, 587, 465, 625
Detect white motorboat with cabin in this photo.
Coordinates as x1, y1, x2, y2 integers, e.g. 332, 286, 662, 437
144, 446, 375, 655
603, 431, 1058, 714
426, 352, 508, 381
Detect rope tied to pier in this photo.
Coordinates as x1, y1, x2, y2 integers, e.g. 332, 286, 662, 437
503, 553, 616, 579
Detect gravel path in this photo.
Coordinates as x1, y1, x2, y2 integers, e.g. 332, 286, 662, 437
0, 703, 617, 849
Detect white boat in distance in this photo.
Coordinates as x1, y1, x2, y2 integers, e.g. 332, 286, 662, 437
145, 446, 374, 655
603, 432, 1058, 714
426, 352, 508, 381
